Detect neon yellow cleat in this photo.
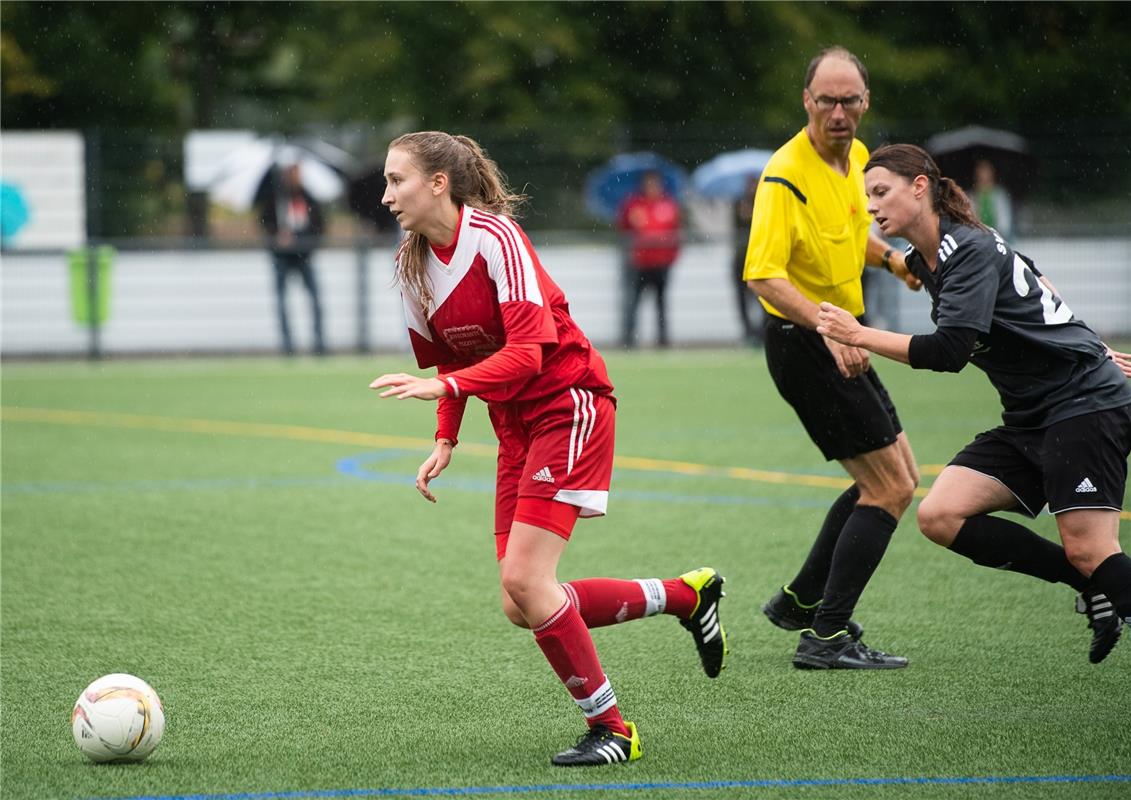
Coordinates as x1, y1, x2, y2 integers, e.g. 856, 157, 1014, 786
679, 567, 728, 678
551, 721, 642, 766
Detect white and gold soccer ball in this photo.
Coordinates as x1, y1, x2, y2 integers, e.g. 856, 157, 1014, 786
71, 673, 165, 763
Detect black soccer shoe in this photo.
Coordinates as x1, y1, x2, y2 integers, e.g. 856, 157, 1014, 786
550, 722, 642, 766
678, 567, 728, 678
792, 629, 908, 670
762, 586, 864, 641
1076, 591, 1124, 664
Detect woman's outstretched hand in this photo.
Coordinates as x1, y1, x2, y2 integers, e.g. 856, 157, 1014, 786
369, 373, 449, 401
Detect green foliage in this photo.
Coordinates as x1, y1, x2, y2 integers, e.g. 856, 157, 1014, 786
5, 2, 1129, 139
1, 352, 1129, 799
3, 2, 1130, 234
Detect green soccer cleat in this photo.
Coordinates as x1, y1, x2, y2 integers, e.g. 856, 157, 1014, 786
679, 567, 729, 678
550, 722, 642, 766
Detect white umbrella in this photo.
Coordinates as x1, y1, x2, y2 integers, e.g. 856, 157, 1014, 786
208, 138, 350, 212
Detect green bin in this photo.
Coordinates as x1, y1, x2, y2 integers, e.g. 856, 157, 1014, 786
67, 246, 114, 325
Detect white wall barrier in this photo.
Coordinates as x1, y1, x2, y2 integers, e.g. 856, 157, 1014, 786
2, 236, 1128, 357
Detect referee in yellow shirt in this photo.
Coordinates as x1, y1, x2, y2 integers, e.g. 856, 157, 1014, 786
745, 46, 922, 670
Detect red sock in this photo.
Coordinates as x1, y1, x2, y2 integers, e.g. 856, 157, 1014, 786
532, 600, 628, 736
563, 577, 699, 627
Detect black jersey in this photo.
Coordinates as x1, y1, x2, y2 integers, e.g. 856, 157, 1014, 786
905, 217, 1131, 429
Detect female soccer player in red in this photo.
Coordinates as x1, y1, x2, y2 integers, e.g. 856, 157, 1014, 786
369, 131, 727, 766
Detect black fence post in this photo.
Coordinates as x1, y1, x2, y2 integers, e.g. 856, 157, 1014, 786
355, 237, 371, 353
86, 245, 102, 360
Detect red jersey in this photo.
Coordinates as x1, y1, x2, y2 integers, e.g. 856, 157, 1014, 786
401, 206, 614, 412
617, 193, 681, 269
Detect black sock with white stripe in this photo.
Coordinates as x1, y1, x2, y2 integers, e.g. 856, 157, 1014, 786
949, 515, 1087, 591
1089, 552, 1131, 621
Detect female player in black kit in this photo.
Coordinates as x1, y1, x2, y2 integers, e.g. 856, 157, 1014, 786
815, 143, 1131, 664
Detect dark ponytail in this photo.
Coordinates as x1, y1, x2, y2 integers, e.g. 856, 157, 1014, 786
865, 144, 986, 230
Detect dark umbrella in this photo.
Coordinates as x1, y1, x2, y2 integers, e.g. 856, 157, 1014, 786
346, 163, 399, 233
584, 152, 688, 222
925, 126, 1036, 197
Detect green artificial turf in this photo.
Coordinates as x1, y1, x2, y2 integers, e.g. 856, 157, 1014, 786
2, 351, 1128, 800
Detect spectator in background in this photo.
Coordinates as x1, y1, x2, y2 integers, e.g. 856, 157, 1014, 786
971, 158, 1013, 242
732, 176, 764, 346
617, 171, 681, 348
260, 161, 326, 356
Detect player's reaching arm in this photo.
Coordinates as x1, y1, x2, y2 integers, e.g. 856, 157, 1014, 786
370, 343, 545, 501
818, 301, 983, 374
817, 302, 911, 364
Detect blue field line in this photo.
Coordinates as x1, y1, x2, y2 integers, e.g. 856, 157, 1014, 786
2, 452, 831, 511
101, 773, 1131, 800
336, 452, 833, 510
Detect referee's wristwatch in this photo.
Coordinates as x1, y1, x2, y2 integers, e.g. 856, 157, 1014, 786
881, 248, 895, 272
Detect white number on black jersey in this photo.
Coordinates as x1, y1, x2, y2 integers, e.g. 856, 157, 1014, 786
1011, 254, 1073, 325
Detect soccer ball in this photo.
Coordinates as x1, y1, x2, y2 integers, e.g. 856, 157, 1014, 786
71, 673, 165, 763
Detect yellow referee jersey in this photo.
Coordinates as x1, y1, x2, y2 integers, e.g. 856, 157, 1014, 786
743, 129, 872, 319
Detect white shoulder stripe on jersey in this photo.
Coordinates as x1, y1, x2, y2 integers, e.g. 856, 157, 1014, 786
468, 209, 543, 306
469, 211, 521, 301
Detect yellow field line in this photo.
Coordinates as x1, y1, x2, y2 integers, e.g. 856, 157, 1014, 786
4, 405, 1128, 520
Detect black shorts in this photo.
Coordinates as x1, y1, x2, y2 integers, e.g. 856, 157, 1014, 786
949, 404, 1131, 517
764, 316, 903, 461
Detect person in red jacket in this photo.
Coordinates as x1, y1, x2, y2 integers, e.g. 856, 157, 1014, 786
616, 171, 681, 348
369, 131, 728, 767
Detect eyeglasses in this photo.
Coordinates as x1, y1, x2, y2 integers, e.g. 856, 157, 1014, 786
810, 94, 866, 111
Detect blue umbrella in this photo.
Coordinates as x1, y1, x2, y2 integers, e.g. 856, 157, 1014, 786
0, 182, 31, 243
584, 151, 688, 222
691, 149, 775, 200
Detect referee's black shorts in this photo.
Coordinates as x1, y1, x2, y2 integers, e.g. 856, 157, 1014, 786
764, 315, 902, 461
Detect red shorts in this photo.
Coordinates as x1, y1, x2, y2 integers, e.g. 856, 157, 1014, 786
490, 388, 616, 559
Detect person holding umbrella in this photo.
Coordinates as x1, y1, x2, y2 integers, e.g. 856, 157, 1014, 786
816, 143, 1131, 664
369, 131, 728, 766
744, 46, 922, 669
259, 160, 326, 356
970, 158, 1014, 242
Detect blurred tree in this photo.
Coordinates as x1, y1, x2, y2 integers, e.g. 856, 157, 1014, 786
2, 1, 1128, 235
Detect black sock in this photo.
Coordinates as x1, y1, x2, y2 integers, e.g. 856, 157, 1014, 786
812, 504, 897, 637
788, 485, 861, 605
1090, 552, 1131, 620
949, 515, 1087, 591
